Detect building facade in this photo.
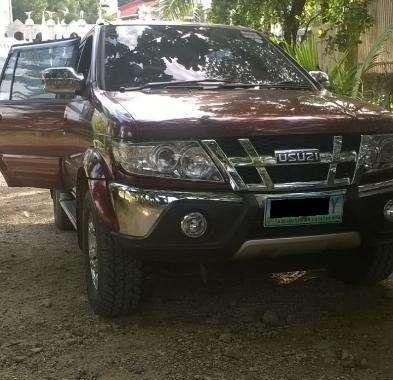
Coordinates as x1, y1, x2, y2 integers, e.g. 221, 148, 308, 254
0, 0, 13, 27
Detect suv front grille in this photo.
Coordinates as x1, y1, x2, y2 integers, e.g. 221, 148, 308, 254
202, 135, 360, 191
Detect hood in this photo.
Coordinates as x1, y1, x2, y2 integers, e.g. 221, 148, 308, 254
102, 88, 393, 140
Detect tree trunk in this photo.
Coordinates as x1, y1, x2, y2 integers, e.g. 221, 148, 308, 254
320, 0, 329, 23
282, 0, 307, 45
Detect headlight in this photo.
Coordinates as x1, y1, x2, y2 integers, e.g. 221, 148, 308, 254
359, 134, 393, 171
112, 141, 223, 182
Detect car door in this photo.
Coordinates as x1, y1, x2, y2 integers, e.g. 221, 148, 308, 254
0, 38, 82, 188
61, 35, 95, 190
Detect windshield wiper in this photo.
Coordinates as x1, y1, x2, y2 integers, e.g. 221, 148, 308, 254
117, 79, 311, 92
119, 79, 226, 91
118, 79, 260, 92
271, 81, 312, 89
215, 82, 260, 89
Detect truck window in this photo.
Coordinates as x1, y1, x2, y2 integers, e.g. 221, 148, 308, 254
0, 53, 17, 101
11, 45, 77, 100
103, 25, 311, 91
77, 36, 93, 80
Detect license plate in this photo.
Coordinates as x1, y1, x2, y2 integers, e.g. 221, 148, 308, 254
264, 194, 344, 227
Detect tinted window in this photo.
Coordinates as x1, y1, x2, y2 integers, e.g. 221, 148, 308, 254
0, 53, 17, 100
103, 25, 310, 90
77, 37, 93, 79
12, 44, 76, 100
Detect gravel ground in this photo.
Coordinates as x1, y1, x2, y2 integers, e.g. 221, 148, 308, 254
1, 174, 393, 380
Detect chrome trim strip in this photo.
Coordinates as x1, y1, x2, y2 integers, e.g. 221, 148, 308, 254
238, 138, 274, 190
353, 134, 368, 184
244, 179, 350, 192
327, 135, 343, 185
201, 139, 247, 191
232, 232, 362, 260
109, 183, 243, 237
229, 151, 357, 167
358, 179, 393, 197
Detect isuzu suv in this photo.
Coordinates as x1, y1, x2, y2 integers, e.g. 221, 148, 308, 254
1, 22, 393, 317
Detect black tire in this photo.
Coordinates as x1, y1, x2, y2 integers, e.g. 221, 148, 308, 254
52, 190, 74, 231
328, 243, 393, 285
81, 192, 143, 317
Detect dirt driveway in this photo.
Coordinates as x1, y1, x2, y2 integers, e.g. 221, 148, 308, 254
1, 175, 393, 380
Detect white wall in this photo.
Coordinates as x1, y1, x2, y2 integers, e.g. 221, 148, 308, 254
0, 0, 12, 28
0, 37, 15, 73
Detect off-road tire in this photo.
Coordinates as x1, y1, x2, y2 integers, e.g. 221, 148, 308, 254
52, 190, 74, 231
81, 192, 143, 317
328, 243, 393, 285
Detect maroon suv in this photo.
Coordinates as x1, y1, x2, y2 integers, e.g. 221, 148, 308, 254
1, 22, 393, 317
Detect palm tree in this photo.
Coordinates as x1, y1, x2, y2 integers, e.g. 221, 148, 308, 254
351, 24, 393, 98
159, 0, 204, 21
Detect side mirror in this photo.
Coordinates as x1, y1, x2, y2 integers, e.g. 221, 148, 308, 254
309, 70, 330, 87
42, 67, 85, 94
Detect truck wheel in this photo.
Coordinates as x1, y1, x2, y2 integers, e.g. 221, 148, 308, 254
328, 243, 393, 285
81, 193, 143, 317
52, 190, 74, 231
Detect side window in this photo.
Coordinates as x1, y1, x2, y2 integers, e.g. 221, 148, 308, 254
0, 53, 17, 101
11, 44, 77, 100
77, 37, 93, 80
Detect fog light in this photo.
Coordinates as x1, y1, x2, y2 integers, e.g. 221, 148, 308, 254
180, 212, 207, 238
383, 200, 393, 222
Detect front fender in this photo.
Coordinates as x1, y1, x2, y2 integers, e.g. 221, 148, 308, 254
80, 149, 119, 232
87, 179, 119, 232
83, 148, 114, 180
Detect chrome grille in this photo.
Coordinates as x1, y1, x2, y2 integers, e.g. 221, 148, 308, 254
202, 135, 360, 191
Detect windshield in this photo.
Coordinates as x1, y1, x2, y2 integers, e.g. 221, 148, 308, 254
102, 25, 312, 91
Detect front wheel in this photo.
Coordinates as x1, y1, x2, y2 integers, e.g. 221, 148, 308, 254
328, 243, 393, 285
81, 193, 144, 317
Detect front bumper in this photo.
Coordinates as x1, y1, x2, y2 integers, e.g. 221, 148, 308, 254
108, 182, 393, 262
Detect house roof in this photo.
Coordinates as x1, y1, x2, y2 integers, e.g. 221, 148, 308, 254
119, 0, 158, 17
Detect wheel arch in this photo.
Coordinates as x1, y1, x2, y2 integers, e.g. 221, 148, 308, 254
76, 149, 118, 249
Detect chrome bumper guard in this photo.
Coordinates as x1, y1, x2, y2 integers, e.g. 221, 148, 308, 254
233, 232, 362, 260
109, 183, 243, 237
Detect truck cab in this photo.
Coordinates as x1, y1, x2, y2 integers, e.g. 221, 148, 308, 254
1, 22, 393, 317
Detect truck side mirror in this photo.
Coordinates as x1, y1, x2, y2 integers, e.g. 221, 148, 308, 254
309, 71, 330, 87
42, 67, 85, 94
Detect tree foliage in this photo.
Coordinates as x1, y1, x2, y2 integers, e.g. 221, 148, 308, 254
159, 0, 196, 21
12, 0, 101, 24
208, 0, 373, 50
319, 0, 373, 70
318, 0, 373, 52
209, 0, 309, 44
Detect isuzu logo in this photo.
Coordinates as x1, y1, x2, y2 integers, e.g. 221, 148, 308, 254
275, 149, 320, 164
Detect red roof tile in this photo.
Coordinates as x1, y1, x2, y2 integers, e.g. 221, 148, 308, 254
119, 0, 158, 17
